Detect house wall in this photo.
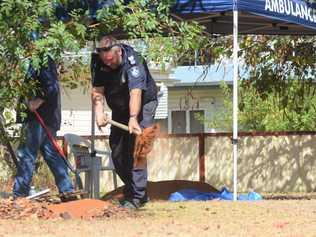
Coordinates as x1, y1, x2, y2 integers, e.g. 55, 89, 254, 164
58, 84, 228, 136
168, 86, 226, 133
59, 86, 111, 136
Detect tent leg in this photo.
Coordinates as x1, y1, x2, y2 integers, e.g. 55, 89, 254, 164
233, 9, 239, 201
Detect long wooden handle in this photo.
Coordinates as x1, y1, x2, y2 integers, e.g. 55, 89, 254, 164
108, 119, 129, 131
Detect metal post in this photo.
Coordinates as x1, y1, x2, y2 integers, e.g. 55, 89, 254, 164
233, 5, 239, 201
90, 38, 98, 199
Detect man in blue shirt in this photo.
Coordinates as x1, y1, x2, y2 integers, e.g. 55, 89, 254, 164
13, 56, 74, 198
92, 36, 158, 209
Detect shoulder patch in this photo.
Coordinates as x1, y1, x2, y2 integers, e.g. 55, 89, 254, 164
128, 55, 136, 65
130, 66, 140, 78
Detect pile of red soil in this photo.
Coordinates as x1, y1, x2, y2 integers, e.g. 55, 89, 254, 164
0, 198, 53, 220
47, 199, 136, 219
103, 180, 218, 201
0, 180, 216, 220
0, 198, 135, 220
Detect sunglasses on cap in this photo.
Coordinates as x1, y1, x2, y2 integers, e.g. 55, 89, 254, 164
96, 44, 119, 53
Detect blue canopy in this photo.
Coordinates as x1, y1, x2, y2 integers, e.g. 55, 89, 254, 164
172, 0, 316, 34
54, 1, 316, 35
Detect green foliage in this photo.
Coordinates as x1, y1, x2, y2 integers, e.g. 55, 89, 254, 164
204, 34, 316, 132
0, 0, 220, 120
0, 0, 220, 176
0, 0, 85, 129
209, 79, 316, 132
94, 0, 225, 67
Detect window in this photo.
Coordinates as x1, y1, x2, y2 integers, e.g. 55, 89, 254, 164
154, 119, 168, 134
171, 111, 186, 134
190, 110, 204, 133
170, 110, 205, 134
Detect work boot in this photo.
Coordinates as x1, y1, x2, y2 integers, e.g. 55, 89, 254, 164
139, 195, 150, 207
60, 192, 79, 202
119, 199, 139, 209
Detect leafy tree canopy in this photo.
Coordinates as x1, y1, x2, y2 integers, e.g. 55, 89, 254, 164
209, 35, 316, 132
0, 0, 225, 125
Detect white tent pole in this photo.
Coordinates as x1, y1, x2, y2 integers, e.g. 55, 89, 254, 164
91, 95, 96, 153
233, 6, 239, 201
90, 40, 96, 198
91, 40, 96, 155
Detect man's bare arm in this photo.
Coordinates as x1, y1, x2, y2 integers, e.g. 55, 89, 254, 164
92, 86, 108, 129
129, 88, 142, 134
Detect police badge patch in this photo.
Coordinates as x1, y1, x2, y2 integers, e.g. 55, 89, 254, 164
130, 66, 140, 78
128, 55, 136, 65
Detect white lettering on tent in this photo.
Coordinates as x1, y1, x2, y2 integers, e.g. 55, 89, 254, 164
265, 0, 272, 11
284, 0, 291, 15
308, 8, 313, 22
271, 0, 280, 13
279, 0, 285, 14
264, 0, 316, 24
290, 1, 295, 16
300, 5, 308, 21
295, 3, 302, 18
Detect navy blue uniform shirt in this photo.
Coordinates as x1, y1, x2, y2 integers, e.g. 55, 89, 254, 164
92, 44, 158, 120
17, 57, 61, 131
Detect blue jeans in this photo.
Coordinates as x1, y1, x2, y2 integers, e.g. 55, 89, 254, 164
13, 120, 74, 197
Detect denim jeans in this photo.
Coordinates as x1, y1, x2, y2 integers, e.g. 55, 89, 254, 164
13, 120, 74, 197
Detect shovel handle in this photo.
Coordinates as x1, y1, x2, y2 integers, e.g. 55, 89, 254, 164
108, 119, 129, 132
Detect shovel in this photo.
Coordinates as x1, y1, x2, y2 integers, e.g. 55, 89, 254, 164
34, 110, 83, 190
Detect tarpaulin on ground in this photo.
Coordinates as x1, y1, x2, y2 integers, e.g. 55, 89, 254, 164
169, 187, 263, 201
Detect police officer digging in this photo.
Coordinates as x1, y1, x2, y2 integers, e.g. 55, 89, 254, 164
91, 36, 158, 209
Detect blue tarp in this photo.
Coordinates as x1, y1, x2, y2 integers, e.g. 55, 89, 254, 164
169, 187, 263, 201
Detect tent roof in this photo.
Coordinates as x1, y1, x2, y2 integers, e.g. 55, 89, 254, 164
172, 0, 316, 35
54, 1, 316, 36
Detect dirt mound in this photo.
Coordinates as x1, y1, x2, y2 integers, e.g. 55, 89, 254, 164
0, 198, 137, 220
0, 198, 53, 220
103, 180, 218, 201
0, 180, 216, 220
47, 199, 136, 219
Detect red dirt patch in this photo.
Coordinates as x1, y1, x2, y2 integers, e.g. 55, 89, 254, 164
0, 180, 217, 220
0, 198, 52, 220
102, 180, 218, 201
0, 198, 137, 220
47, 199, 111, 219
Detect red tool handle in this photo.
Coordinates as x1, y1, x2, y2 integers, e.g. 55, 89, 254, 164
34, 110, 83, 189
34, 110, 66, 159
